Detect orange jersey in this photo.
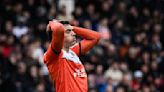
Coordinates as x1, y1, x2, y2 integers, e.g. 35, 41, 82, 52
44, 44, 88, 92
43, 21, 100, 92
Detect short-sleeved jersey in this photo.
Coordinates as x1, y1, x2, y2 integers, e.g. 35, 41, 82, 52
43, 44, 88, 92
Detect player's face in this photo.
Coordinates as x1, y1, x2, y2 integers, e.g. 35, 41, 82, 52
64, 24, 76, 47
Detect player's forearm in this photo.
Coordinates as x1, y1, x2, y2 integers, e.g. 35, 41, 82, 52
49, 21, 65, 53
73, 26, 100, 42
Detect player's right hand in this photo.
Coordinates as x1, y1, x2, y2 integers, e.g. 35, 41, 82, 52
47, 19, 64, 32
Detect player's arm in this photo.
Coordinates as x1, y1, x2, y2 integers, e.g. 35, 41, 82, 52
72, 26, 100, 55
44, 21, 65, 63
48, 21, 65, 54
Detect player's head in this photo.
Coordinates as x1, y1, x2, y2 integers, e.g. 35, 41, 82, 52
59, 20, 77, 48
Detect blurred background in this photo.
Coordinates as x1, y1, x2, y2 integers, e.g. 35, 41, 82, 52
0, 0, 164, 92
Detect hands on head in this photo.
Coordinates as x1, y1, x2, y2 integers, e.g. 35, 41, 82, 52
46, 19, 73, 32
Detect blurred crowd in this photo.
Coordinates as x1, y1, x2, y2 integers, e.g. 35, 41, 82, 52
0, 0, 164, 92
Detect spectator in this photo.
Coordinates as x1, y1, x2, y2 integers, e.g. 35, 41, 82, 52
97, 18, 111, 41
104, 62, 123, 86
12, 22, 28, 38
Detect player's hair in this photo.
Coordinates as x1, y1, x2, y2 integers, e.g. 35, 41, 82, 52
58, 20, 70, 25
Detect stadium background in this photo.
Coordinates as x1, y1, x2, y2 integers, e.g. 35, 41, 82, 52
0, 0, 164, 92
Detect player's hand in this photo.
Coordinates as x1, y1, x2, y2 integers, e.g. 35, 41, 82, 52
54, 20, 73, 31
52, 19, 59, 23
47, 19, 64, 32
50, 19, 63, 26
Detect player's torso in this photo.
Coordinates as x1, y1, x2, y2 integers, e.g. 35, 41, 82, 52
47, 50, 88, 92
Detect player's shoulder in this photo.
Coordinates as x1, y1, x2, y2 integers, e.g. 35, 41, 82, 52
44, 46, 63, 62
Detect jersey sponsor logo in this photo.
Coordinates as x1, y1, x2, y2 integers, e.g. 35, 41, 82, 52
73, 68, 87, 78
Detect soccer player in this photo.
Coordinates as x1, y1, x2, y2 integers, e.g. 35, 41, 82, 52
43, 20, 100, 92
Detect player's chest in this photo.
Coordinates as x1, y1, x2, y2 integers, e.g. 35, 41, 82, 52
62, 50, 87, 78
